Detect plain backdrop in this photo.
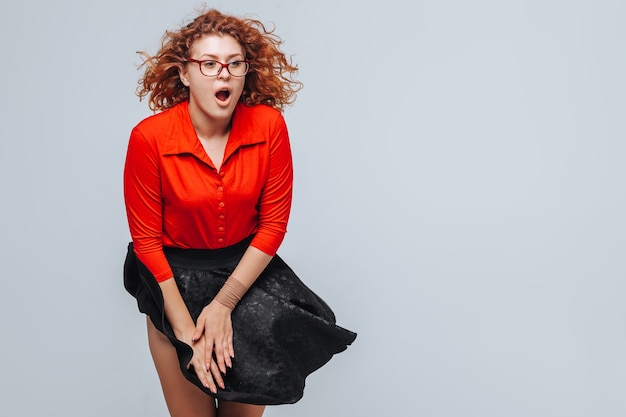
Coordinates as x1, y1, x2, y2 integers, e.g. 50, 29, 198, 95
1, 0, 625, 416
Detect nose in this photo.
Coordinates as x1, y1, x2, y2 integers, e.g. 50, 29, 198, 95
217, 64, 230, 80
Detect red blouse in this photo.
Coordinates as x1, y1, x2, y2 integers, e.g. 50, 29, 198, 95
123, 101, 293, 282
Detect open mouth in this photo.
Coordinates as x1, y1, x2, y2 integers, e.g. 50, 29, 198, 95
215, 89, 231, 102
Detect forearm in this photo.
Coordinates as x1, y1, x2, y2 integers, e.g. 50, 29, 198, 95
159, 278, 195, 341
214, 246, 273, 310
232, 246, 273, 287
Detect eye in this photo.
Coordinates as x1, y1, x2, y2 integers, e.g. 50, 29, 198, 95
229, 61, 243, 68
201, 61, 218, 68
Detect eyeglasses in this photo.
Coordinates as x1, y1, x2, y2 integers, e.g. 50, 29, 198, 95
187, 59, 250, 77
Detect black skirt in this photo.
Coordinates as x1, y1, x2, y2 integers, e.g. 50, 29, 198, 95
123, 236, 357, 405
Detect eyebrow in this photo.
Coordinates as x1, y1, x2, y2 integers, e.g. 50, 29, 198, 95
195, 53, 245, 60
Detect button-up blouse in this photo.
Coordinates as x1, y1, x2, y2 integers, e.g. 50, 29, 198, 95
124, 101, 293, 282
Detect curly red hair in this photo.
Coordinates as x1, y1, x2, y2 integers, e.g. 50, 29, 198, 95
136, 8, 302, 112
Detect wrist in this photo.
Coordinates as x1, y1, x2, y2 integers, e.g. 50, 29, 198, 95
173, 326, 196, 343
214, 276, 248, 310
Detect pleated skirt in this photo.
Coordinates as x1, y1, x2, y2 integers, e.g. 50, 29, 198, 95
123, 236, 357, 405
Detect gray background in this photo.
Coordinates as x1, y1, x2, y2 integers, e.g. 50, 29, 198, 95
1, 0, 624, 416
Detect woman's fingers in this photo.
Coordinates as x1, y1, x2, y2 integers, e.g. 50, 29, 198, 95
209, 357, 225, 390
223, 336, 234, 367
198, 357, 223, 393
195, 337, 225, 391
206, 335, 230, 375
214, 341, 228, 374
201, 362, 218, 394
188, 346, 218, 394
186, 315, 230, 394
191, 321, 204, 343
227, 337, 235, 359
195, 303, 236, 381
204, 334, 215, 371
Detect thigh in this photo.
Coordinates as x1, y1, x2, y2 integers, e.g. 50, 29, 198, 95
147, 317, 217, 417
217, 400, 265, 417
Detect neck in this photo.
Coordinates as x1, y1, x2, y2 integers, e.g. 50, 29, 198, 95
187, 102, 232, 139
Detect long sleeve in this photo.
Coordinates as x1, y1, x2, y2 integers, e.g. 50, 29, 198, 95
250, 113, 293, 256
123, 127, 173, 281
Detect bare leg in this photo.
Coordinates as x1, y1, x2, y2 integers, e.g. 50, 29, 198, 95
147, 317, 217, 417
217, 400, 265, 417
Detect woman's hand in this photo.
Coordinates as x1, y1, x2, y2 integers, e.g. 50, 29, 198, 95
157, 278, 226, 393
186, 335, 223, 394
192, 301, 235, 385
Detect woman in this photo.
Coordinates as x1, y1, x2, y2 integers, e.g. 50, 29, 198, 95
123, 8, 356, 417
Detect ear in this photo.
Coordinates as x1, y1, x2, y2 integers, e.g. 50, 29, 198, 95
179, 65, 190, 87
